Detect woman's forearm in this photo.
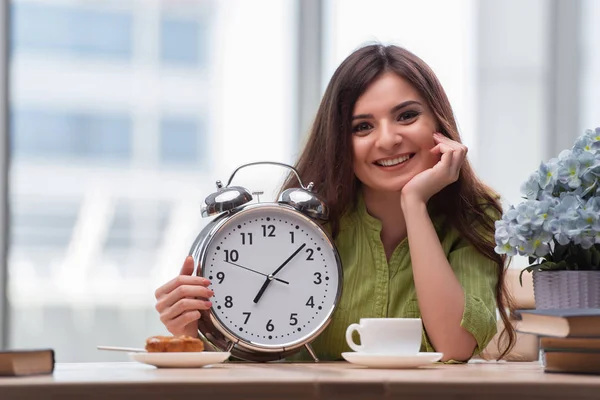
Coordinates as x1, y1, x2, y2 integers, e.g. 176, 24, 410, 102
401, 196, 476, 361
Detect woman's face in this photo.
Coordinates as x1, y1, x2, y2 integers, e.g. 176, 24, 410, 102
351, 71, 439, 194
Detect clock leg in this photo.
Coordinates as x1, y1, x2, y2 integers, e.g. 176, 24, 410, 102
226, 341, 235, 353
304, 343, 319, 363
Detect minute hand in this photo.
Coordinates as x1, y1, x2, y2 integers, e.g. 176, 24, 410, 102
271, 243, 306, 276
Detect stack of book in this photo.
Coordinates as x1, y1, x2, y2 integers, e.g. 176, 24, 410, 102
517, 308, 600, 374
0, 349, 55, 376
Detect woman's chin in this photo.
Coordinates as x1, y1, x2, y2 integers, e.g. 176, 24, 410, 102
363, 182, 407, 194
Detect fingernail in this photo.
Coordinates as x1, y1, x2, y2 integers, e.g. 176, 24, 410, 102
209, 290, 215, 297
205, 279, 211, 285
205, 301, 212, 307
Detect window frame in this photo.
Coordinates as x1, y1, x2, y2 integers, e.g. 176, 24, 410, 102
1, 0, 10, 350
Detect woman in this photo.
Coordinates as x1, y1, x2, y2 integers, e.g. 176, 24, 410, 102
154, 44, 516, 362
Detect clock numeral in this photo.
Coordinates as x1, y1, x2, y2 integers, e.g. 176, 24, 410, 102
266, 319, 275, 332
242, 312, 251, 324
225, 296, 233, 308
261, 224, 276, 237
313, 272, 322, 285
224, 249, 239, 262
217, 271, 225, 284
289, 313, 298, 326
306, 296, 315, 308
240, 232, 253, 245
289, 231, 295, 243
306, 248, 314, 261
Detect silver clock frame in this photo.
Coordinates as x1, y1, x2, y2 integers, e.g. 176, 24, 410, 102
188, 202, 343, 362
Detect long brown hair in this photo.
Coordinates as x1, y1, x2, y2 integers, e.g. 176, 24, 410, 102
282, 44, 516, 359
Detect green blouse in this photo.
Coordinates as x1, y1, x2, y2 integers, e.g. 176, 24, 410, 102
292, 195, 499, 362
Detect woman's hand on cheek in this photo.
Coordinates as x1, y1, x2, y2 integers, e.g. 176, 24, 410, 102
400, 132, 468, 206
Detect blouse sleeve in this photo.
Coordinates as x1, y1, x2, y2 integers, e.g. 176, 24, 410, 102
420, 229, 499, 361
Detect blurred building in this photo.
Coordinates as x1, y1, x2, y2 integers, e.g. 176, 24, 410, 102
8, 0, 296, 361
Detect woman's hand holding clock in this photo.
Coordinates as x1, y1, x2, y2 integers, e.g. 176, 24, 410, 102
154, 256, 214, 337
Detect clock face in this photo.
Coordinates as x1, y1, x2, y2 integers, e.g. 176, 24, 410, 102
201, 204, 341, 349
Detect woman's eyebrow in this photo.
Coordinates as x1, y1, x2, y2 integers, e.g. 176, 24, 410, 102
389, 100, 422, 114
352, 100, 422, 121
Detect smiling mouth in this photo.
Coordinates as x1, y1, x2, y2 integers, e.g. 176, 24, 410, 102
374, 154, 415, 167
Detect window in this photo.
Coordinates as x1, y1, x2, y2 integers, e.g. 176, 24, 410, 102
11, 109, 132, 161
160, 17, 205, 66
159, 117, 202, 164
11, 2, 133, 59
7, 0, 296, 362
580, 0, 600, 132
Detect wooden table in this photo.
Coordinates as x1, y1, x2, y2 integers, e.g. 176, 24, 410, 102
1, 360, 600, 400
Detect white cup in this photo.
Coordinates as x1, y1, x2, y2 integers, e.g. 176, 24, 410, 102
345, 318, 422, 355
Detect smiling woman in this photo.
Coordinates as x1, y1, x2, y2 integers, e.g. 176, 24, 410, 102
281, 44, 517, 362
155, 44, 517, 363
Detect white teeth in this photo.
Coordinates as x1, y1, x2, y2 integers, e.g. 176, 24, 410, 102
376, 154, 411, 167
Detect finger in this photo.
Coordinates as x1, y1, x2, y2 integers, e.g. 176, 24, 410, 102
430, 142, 454, 156
157, 284, 214, 310
441, 138, 468, 157
165, 310, 202, 334
155, 274, 211, 299
433, 131, 455, 143
180, 256, 195, 275
450, 149, 467, 177
430, 143, 442, 155
450, 146, 467, 168
433, 132, 465, 151
439, 149, 453, 169
160, 298, 212, 323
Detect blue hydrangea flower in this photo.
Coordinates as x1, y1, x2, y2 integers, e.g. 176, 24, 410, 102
495, 127, 600, 261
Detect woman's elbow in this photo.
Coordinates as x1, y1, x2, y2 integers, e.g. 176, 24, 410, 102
439, 346, 475, 363
436, 333, 477, 362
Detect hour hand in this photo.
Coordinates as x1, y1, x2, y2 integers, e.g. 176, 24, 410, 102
253, 277, 271, 304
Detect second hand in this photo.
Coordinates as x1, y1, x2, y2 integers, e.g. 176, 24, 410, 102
223, 260, 289, 284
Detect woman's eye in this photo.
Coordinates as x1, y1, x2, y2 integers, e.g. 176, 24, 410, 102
352, 122, 372, 133
398, 110, 420, 122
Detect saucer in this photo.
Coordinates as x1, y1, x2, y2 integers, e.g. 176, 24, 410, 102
129, 352, 230, 368
341, 352, 443, 369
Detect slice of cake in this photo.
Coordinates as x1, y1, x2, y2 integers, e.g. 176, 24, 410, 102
145, 335, 205, 352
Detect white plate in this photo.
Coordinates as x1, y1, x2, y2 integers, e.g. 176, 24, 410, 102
129, 352, 231, 368
341, 352, 443, 369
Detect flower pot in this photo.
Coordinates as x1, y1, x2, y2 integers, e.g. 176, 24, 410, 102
532, 270, 600, 309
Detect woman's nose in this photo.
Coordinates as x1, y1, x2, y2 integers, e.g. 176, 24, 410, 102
376, 121, 402, 149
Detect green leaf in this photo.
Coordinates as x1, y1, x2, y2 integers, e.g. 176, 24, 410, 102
591, 245, 600, 268
564, 253, 578, 270
519, 268, 529, 287
528, 256, 538, 265
566, 244, 594, 270
583, 247, 593, 267
552, 241, 569, 261
519, 263, 544, 286
542, 260, 568, 270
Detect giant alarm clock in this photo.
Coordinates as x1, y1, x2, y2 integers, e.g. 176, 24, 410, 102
188, 162, 343, 362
